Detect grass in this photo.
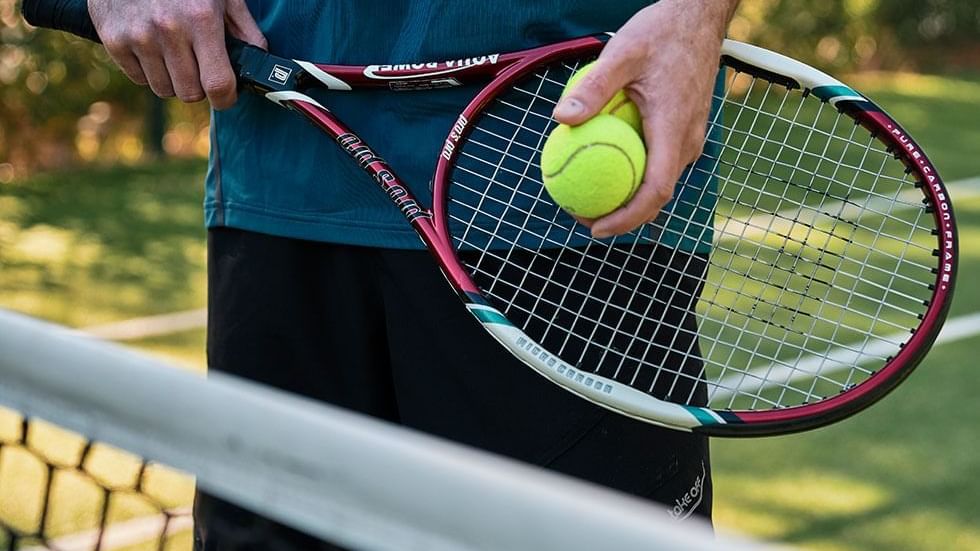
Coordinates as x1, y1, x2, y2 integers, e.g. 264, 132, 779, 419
0, 159, 208, 327
1, 72, 980, 549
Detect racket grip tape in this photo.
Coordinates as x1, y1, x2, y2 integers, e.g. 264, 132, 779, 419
22, 0, 101, 43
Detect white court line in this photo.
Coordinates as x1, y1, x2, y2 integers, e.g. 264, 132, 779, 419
81, 309, 207, 341
709, 311, 980, 403
717, 176, 980, 244
708, 175, 979, 402
22, 508, 192, 551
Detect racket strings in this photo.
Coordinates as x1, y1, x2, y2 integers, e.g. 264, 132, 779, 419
720, 79, 934, 405
693, 73, 932, 409
446, 58, 938, 411
701, 114, 931, 249
469, 84, 933, 286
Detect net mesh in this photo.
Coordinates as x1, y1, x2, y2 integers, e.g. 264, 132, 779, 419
0, 412, 194, 551
447, 56, 938, 412
0, 411, 345, 551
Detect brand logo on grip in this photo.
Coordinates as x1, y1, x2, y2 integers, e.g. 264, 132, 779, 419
269, 65, 292, 85
886, 123, 955, 290
442, 115, 469, 161
336, 134, 427, 222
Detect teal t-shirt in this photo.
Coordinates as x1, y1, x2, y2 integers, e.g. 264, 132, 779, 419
206, 1, 717, 252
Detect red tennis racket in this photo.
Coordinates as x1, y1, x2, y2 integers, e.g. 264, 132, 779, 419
26, 1, 957, 436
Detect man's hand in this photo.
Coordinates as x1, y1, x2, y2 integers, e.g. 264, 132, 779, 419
553, 0, 739, 238
88, 0, 267, 110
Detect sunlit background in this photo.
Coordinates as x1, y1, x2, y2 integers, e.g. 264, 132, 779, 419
2, 0, 979, 549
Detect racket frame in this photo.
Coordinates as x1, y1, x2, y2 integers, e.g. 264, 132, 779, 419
228, 36, 956, 436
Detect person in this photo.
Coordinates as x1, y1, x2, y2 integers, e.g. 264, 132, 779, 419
84, 0, 740, 548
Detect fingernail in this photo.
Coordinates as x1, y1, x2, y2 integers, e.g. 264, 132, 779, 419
592, 227, 611, 239
554, 98, 584, 120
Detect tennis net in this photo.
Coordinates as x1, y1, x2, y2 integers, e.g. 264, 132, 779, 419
0, 309, 770, 550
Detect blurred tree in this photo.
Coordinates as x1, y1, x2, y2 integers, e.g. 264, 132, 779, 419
729, 0, 980, 71
0, 0, 209, 180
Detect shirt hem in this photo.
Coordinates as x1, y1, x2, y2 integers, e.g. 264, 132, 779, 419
205, 203, 427, 249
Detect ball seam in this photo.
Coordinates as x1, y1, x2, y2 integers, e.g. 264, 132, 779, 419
542, 142, 640, 214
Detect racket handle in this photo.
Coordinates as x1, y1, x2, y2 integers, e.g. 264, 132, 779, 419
22, 0, 101, 43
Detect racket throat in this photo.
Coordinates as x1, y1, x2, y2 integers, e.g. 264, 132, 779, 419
334, 133, 429, 223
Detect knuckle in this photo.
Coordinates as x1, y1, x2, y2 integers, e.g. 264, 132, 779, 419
647, 186, 673, 208
582, 69, 613, 94
126, 28, 156, 52
204, 75, 236, 97
150, 15, 181, 35
618, 48, 645, 68
186, 6, 220, 27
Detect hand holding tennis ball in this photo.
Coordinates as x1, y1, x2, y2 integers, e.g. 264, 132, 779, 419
563, 61, 643, 135
541, 115, 646, 219
541, 61, 647, 220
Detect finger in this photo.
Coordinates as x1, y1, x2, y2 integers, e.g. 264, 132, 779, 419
191, 23, 239, 110
591, 127, 681, 238
225, 0, 268, 49
161, 37, 205, 103
133, 45, 176, 98
105, 47, 149, 86
553, 58, 628, 126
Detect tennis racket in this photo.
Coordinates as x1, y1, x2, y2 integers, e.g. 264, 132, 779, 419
27, 1, 957, 436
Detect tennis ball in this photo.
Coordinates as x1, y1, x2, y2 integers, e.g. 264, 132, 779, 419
563, 61, 643, 135
541, 115, 646, 219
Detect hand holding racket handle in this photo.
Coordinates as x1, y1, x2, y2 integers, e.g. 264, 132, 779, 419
24, 0, 267, 108
21, 0, 286, 102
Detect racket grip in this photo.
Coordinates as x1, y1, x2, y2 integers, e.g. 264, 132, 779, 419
22, 0, 101, 43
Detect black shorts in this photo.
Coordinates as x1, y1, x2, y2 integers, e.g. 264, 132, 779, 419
195, 228, 712, 550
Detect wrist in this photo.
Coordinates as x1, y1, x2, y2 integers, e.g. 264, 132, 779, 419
661, 0, 740, 38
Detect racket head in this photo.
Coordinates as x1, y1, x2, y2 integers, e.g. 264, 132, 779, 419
428, 37, 956, 436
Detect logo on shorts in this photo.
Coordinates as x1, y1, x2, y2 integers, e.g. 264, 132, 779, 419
269, 65, 293, 85
668, 462, 706, 522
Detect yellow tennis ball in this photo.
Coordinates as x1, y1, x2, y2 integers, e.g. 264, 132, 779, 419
541, 115, 646, 219
564, 61, 643, 135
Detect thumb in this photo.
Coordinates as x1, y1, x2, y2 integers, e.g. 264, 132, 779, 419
553, 59, 626, 126
225, 0, 268, 49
